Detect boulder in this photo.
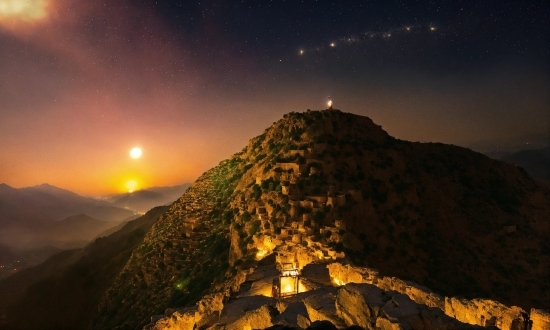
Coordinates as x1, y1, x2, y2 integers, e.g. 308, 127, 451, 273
225, 304, 278, 330
198, 292, 225, 316
380, 293, 424, 329
273, 300, 311, 329
375, 317, 405, 330
444, 297, 525, 329
326, 262, 378, 285
219, 295, 275, 328
240, 265, 280, 297
145, 307, 198, 330
303, 289, 346, 328
335, 284, 484, 330
377, 277, 444, 310
335, 283, 386, 329
327, 263, 443, 311
298, 313, 311, 328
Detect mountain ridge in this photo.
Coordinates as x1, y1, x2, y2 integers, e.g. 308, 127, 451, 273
1, 110, 548, 330
93, 109, 549, 329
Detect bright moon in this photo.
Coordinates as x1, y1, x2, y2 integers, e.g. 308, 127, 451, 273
130, 147, 142, 159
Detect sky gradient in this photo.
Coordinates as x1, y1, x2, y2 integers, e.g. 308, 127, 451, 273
0, 0, 548, 195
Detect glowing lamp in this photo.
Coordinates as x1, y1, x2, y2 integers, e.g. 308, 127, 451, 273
272, 263, 302, 298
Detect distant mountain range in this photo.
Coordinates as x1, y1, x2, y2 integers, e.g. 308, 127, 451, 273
0, 183, 134, 249
97, 183, 191, 213
0, 183, 190, 277
0, 206, 168, 329
485, 146, 550, 182
0, 183, 133, 226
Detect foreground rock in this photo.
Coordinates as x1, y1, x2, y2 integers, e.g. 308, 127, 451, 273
145, 260, 548, 330
147, 283, 488, 329
530, 309, 550, 330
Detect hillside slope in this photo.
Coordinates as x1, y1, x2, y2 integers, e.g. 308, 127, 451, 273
94, 110, 549, 329
0, 184, 135, 251
0, 206, 168, 330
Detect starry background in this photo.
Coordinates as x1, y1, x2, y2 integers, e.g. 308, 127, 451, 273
0, 0, 548, 195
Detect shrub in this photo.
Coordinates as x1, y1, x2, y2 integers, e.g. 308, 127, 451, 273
255, 154, 266, 162
241, 212, 251, 222
251, 184, 262, 199
248, 220, 261, 235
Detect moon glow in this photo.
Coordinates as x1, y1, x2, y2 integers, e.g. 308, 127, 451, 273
130, 147, 142, 159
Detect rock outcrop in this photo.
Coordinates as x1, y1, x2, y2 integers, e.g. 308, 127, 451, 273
327, 262, 444, 310
146, 279, 490, 330
444, 297, 525, 329
327, 262, 548, 330
145, 257, 549, 330
335, 283, 485, 330
144, 307, 197, 330
100, 109, 550, 329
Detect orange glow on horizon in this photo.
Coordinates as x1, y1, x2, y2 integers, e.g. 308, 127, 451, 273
125, 179, 138, 193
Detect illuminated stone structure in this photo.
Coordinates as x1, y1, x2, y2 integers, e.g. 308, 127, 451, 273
272, 263, 301, 298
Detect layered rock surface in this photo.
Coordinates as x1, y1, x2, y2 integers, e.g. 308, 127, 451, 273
94, 109, 549, 329
146, 259, 513, 329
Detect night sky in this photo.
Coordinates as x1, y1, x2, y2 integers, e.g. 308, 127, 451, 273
0, 0, 548, 195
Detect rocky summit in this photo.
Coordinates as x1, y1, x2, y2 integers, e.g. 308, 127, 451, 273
89, 109, 549, 329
